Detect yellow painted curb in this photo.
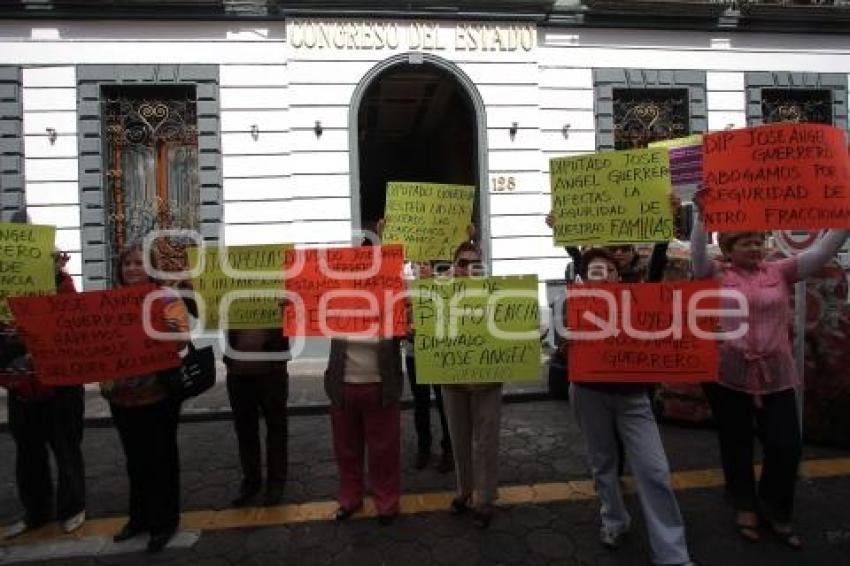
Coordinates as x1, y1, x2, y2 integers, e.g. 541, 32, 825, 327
3, 457, 850, 547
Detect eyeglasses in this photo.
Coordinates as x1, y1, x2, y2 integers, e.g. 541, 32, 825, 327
606, 246, 634, 254
455, 258, 481, 268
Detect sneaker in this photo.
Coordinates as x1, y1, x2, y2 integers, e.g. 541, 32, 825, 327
599, 527, 625, 549
61, 510, 86, 534
3, 520, 28, 540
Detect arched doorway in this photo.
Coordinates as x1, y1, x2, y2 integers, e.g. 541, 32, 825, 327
349, 54, 489, 260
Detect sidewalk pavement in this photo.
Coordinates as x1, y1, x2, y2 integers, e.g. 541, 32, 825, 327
2, 399, 850, 565
0, 357, 551, 426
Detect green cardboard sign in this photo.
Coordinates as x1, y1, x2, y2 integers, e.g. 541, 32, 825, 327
188, 244, 290, 330
550, 147, 674, 246
411, 274, 541, 384
0, 222, 56, 322
382, 181, 474, 261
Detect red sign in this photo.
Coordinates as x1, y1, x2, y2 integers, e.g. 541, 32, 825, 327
8, 284, 182, 385
567, 281, 720, 383
283, 245, 408, 337
702, 123, 850, 232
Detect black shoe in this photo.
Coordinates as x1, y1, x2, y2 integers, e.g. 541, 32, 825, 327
334, 504, 362, 523
449, 495, 470, 515
473, 506, 494, 529
231, 486, 261, 508
263, 487, 284, 507
113, 523, 144, 543
413, 451, 430, 470
377, 514, 396, 526
436, 451, 454, 474
146, 531, 175, 554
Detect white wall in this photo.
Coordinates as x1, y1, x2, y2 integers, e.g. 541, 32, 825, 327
3, 20, 850, 294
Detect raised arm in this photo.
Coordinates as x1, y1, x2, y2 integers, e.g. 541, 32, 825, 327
796, 229, 850, 281
647, 242, 669, 283
690, 214, 716, 279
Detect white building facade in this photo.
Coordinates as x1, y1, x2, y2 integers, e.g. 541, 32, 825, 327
1, 1, 849, 301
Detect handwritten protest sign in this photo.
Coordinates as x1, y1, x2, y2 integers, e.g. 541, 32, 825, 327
550, 147, 674, 246
702, 123, 850, 231
7, 284, 181, 385
0, 222, 56, 321
283, 245, 407, 337
567, 281, 719, 383
188, 244, 290, 330
411, 274, 541, 384
649, 135, 702, 201
382, 182, 475, 261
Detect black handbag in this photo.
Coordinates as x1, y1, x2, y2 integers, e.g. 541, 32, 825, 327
157, 343, 216, 402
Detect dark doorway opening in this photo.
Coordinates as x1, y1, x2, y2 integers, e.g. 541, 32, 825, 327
357, 63, 478, 233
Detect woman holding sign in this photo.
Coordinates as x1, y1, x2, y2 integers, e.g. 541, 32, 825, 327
440, 241, 503, 529
3, 218, 87, 539
569, 248, 695, 566
101, 244, 189, 553
691, 209, 849, 549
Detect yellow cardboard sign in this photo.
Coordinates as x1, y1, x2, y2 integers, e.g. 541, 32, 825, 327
188, 244, 291, 330
382, 182, 475, 261
0, 222, 56, 321
411, 274, 541, 384
550, 147, 674, 246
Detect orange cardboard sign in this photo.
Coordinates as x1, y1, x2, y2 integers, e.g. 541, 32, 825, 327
283, 245, 408, 337
7, 284, 182, 385
702, 123, 850, 231
567, 281, 720, 383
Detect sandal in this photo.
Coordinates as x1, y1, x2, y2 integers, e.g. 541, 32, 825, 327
766, 523, 802, 550
734, 520, 760, 543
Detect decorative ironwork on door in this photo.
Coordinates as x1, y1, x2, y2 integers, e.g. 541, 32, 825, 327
103, 85, 199, 274
761, 88, 833, 125
613, 88, 690, 150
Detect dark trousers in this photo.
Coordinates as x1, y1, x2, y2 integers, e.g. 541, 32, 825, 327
703, 384, 801, 523
405, 355, 451, 455
8, 386, 86, 526
226, 373, 289, 490
110, 398, 181, 535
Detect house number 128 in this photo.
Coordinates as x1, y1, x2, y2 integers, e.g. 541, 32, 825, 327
491, 176, 516, 192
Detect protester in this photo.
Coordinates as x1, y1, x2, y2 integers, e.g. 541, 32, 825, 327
324, 227, 403, 525
101, 243, 189, 553
438, 241, 503, 529
569, 247, 695, 566
224, 328, 290, 507
405, 261, 453, 473
691, 208, 849, 548
2, 211, 86, 539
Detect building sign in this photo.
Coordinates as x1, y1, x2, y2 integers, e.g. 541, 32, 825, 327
287, 20, 536, 52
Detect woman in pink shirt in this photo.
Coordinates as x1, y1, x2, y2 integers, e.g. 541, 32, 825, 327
691, 211, 848, 549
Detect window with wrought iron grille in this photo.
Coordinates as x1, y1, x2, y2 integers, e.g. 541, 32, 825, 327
612, 88, 690, 150
761, 88, 833, 125
102, 85, 200, 271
